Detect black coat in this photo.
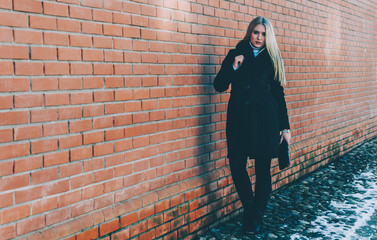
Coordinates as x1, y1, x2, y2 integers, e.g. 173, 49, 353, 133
214, 40, 290, 159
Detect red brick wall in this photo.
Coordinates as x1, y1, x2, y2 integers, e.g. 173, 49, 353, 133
1, 0, 377, 239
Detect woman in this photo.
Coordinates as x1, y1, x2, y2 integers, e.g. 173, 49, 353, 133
213, 17, 291, 234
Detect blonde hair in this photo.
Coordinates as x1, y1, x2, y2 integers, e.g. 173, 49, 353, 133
243, 17, 286, 85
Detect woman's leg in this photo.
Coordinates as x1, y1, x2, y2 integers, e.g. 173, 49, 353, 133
228, 153, 254, 212
254, 157, 272, 218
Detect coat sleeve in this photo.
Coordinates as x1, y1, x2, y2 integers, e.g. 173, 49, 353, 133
269, 78, 290, 130
213, 49, 237, 93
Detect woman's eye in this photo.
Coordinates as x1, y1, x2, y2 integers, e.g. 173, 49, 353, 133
262, 33, 266, 36
253, 31, 259, 35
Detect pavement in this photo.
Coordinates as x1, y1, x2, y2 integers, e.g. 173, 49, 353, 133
198, 136, 377, 240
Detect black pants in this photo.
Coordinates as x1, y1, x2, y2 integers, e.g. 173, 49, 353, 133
229, 153, 272, 215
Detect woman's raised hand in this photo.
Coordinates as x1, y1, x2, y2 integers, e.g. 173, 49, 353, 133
233, 55, 245, 69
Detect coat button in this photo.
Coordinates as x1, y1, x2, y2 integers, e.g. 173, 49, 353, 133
245, 100, 251, 104
245, 85, 251, 89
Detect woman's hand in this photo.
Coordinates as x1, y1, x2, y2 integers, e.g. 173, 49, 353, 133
233, 55, 245, 69
280, 131, 291, 145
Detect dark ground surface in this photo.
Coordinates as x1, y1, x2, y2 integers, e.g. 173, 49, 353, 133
198, 136, 377, 240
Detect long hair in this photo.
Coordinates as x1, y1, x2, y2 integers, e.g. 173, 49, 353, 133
243, 17, 286, 85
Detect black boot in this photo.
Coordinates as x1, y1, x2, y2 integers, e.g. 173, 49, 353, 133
241, 199, 261, 235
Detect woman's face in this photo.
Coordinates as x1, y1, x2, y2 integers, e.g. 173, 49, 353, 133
250, 24, 266, 48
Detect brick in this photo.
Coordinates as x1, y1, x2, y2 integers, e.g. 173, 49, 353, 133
70, 173, 92, 189
59, 134, 82, 149
31, 197, 57, 215
83, 49, 103, 61
46, 208, 70, 225
102, 0, 121, 10
82, 184, 103, 200
83, 105, 104, 117
44, 32, 69, 46
93, 116, 113, 129
69, 5, 92, 20
76, 227, 98, 240
0, 128, 12, 143
82, 22, 103, 35
93, 9, 112, 22
83, 157, 104, 172
14, 0, 42, 13
0, 0, 11, 9
94, 91, 114, 102
120, 212, 138, 228
69, 119, 92, 133
105, 50, 123, 62
45, 62, 70, 75
14, 156, 43, 173
0, 161, 12, 177
105, 102, 124, 114
71, 92, 93, 104
100, 219, 119, 236
44, 93, 69, 106
104, 24, 122, 36
105, 128, 124, 141
0, 225, 15, 240
0, 204, 30, 224
31, 109, 57, 123
0, 174, 29, 191
59, 77, 82, 90
16, 215, 45, 235
70, 146, 92, 161
14, 126, 43, 140
130, 221, 147, 237
44, 179, 69, 196
15, 186, 43, 204
0, 61, 13, 75
105, 77, 123, 88
32, 77, 58, 91
30, 15, 57, 30
115, 89, 133, 100
71, 63, 93, 75
0, 11, 28, 28
83, 77, 104, 89
15, 94, 43, 108
44, 151, 69, 167
93, 36, 113, 48
15, 62, 43, 76
31, 167, 58, 184
44, 1, 69, 16
71, 200, 94, 217
31, 138, 58, 154
60, 161, 82, 178
70, 34, 92, 47
81, 0, 102, 8
113, 12, 131, 25
93, 168, 113, 184
104, 178, 123, 192
0, 45, 28, 59
0, 142, 29, 160
31, 47, 57, 60
122, 1, 139, 13
1, 78, 29, 92
0, 95, 12, 109
43, 122, 68, 136
114, 139, 132, 152
14, 29, 43, 44
93, 142, 113, 156
93, 63, 114, 75
58, 48, 82, 61
59, 190, 82, 207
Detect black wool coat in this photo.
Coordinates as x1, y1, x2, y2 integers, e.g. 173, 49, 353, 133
214, 40, 290, 159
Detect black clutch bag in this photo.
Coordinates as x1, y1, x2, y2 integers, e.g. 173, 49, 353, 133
278, 138, 290, 170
